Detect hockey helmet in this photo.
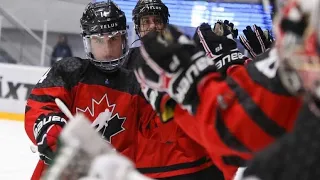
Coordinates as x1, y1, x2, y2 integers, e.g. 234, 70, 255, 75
132, 0, 170, 36
80, 0, 129, 71
274, 0, 320, 99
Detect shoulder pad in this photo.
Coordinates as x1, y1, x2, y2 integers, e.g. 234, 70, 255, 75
54, 57, 89, 73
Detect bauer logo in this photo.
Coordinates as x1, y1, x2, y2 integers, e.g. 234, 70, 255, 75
175, 55, 214, 103
215, 52, 244, 70
0, 76, 35, 101
33, 115, 67, 139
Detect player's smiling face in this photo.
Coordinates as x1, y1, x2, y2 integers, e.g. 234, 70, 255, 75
139, 15, 165, 37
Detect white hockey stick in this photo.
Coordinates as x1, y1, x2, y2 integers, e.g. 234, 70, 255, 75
54, 98, 75, 120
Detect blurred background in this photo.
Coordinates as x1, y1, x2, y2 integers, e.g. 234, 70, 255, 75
0, 0, 273, 67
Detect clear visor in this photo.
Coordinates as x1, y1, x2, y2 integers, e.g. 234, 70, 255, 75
83, 30, 129, 71
138, 15, 165, 37
85, 30, 127, 61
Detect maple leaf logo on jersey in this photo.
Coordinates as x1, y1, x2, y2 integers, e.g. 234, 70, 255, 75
76, 94, 126, 143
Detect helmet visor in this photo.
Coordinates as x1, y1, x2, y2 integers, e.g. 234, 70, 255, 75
83, 30, 129, 70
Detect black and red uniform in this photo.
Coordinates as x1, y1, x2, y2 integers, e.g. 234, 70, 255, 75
171, 49, 303, 179
124, 47, 223, 180
25, 57, 217, 180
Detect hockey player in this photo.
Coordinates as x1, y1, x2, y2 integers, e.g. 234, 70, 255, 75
24, 1, 185, 179
133, 23, 303, 179
236, 0, 320, 179
43, 19, 293, 180
124, 0, 223, 179
191, 21, 252, 178
46, 21, 294, 180
194, 21, 277, 180
125, 0, 169, 68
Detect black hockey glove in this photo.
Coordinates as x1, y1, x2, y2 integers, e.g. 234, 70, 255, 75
34, 114, 67, 165
194, 23, 250, 77
134, 25, 218, 114
213, 20, 238, 39
239, 25, 274, 58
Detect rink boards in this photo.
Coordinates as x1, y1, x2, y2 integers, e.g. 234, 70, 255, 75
0, 63, 49, 121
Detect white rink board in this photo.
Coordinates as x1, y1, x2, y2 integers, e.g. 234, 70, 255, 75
0, 63, 49, 114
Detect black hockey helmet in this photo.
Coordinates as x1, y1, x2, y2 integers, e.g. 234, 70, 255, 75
132, 0, 170, 36
80, 0, 129, 71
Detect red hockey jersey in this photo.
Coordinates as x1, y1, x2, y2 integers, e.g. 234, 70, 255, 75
25, 57, 212, 180
125, 47, 218, 179
172, 49, 303, 179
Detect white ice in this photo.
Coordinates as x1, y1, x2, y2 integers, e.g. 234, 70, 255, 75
0, 119, 39, 179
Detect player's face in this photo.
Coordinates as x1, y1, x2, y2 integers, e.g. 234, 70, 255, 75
139, 15, 165, 37
90, 33, 123, 61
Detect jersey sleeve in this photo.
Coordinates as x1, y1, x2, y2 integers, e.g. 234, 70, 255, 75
172, 48, 303, 177
24, 58, 83, 144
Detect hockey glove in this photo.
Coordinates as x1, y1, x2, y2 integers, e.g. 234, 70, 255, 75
34, 114, 67, 165
194, 23, 250, 76
139, 84, 177, 123
213, 20, 238, 39
134, 25, 218, 114
239, 25, 274, 58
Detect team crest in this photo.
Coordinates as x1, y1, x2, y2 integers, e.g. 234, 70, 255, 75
76, 94, 126, 143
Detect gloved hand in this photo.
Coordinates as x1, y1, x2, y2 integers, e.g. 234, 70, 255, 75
34, 114, 67, 165
194, 22, 250, 76
239, 25, 274, 58
213, 20, 238, 39
134, 25, 218, 114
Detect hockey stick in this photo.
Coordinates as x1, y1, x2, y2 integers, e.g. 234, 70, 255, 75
55, 98, 74, 121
